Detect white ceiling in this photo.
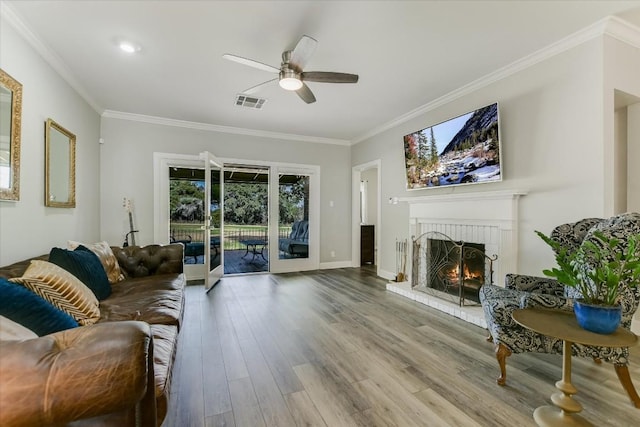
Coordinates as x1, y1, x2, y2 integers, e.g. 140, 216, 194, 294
4, 1, 640, 143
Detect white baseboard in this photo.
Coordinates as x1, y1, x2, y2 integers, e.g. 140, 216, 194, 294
319, 261, 353, 270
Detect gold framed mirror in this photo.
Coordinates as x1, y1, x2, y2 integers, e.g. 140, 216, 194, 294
45, 118, 76, 208
0, 68, 22, 201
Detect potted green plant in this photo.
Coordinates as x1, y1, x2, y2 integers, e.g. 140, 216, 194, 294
535, 230, 640, 334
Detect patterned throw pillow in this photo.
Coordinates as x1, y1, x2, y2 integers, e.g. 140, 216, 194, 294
68, 240, 124, 284
10, 260, 100, 326
0, 278, 79, 336
49, 246, 111, 300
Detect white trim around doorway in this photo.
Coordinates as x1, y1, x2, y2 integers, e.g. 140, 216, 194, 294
352, 159, 381, 275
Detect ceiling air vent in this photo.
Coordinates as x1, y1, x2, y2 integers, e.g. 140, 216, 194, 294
235, 94, 266, 109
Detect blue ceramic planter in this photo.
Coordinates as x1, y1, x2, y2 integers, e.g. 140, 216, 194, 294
573, 300, 622, 335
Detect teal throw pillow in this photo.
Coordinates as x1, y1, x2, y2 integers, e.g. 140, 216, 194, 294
0, 277, 79, 336
49, 245, 111, 300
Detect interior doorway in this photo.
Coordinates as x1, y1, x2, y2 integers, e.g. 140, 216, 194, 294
352, 160, 381, 272
613, 90, 640, 213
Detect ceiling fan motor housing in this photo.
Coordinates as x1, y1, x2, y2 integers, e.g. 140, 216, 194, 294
279, 51, 303, 90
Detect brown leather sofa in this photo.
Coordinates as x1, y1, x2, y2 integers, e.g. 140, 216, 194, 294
0, 243, 186, 427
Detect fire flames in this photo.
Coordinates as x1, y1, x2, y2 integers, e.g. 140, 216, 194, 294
445, 264, 483, 284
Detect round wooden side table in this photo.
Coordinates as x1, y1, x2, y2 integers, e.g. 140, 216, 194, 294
512, 308, 637, 427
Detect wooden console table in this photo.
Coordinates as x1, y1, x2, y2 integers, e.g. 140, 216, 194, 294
512, 308, 637, 427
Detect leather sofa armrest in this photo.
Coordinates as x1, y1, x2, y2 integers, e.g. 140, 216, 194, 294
113, 244, 184, 278
0, 321, 155, 427
505, 273, 564, 296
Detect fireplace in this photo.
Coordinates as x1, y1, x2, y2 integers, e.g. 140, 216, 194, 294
412, 231, 496, 305
427, 238, 485, 303
385, 190, 525, 326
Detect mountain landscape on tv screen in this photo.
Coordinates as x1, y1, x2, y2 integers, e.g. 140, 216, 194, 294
404, 103, 500, 189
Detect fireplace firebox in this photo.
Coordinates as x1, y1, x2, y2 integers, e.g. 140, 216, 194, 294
411, 231, 497, 305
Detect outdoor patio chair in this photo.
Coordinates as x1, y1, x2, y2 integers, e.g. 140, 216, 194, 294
279, 220, 309, 257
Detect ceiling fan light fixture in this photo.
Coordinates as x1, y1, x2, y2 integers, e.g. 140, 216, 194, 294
118, 40, 141, 54
279, 77, 303, 91
279, 69, 303, 91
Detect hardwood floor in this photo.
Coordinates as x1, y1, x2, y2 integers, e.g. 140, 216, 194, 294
163, 268, 640, 427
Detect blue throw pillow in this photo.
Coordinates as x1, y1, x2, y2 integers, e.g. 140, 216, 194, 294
49, 245, 111, 300
0, 277, 78, 336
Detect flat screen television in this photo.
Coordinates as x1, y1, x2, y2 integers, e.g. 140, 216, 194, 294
403, 102, 501, 190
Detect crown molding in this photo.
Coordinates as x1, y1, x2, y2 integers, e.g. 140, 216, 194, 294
1, 1, 103, 114
101, 110, 351, 146
603, 15, 640, 48
350, 15, 640, 145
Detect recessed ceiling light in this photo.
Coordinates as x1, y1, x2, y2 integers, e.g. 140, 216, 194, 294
118, 41, 141, 54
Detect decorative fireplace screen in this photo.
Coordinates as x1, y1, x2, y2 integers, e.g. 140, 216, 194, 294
411, 231, 497, 306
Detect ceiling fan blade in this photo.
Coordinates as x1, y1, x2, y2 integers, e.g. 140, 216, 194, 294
241, 78, 278, 95
295, 83, 316, 104
301, 71, 359, 84
222, 54, 279, 74
289, 35, 317, 71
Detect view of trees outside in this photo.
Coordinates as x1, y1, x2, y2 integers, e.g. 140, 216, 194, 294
224, 183, 267, 225
279, 178, 308, 225
169, 175, 308, 248
170, 180, 206, 223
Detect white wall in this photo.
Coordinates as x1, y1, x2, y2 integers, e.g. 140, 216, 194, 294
602, 35, 640, 334
352, 38, 608, 279
614, 103, 628, 214
0, 17, 101, 265
99, 118, 351, 263
628, 103, 640, 212
603, 35, 640, 215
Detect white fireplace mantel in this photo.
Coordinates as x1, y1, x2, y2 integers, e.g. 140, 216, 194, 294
398, 189, 528, 204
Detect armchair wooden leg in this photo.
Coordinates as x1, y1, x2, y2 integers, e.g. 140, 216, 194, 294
614, 364, 640, 408
495, 343, 512, 386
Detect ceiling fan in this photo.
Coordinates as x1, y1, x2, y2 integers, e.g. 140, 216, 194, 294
223, 35, 358, 104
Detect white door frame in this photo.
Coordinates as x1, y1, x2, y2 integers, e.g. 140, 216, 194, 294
268, 164, 320, 273
352, 160, 381, 274
154, 152, 210, 280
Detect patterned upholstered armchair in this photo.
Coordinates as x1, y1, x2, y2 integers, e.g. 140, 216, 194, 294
480, 212, 640, 408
